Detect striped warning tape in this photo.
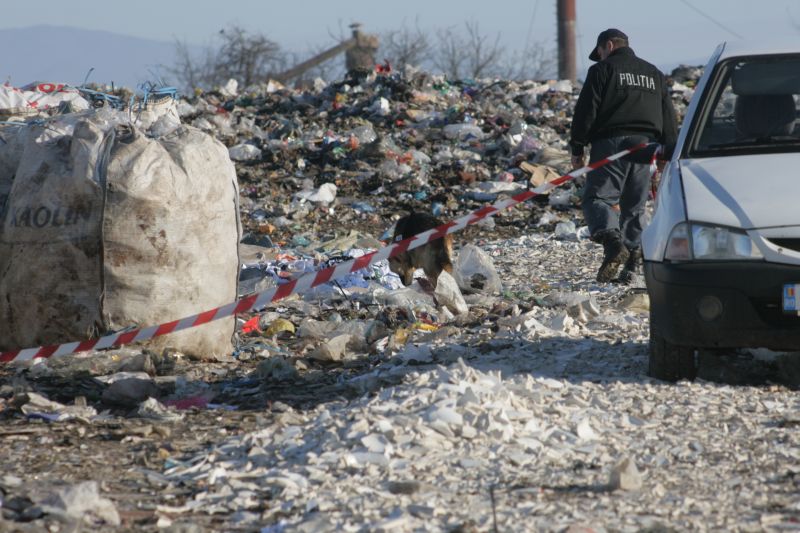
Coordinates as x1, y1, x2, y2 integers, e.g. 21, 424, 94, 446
0, 142, 656, 363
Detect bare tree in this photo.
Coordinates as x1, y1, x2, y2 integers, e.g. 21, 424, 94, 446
168, 20, 556, 90
462, 21, 504, 79
431, 20, 504, 80
380, 18, 431, 72
168, 25, 286, 91
214, 26, 285, 87
494, 41, 558, 81
170, 39, 216, 90
432, 26, 465, 79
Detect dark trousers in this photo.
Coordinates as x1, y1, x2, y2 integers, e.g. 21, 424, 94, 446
582, 135, 651, 250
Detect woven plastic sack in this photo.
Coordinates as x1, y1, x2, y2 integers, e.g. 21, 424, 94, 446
0, 104, 240, 359
0, 83, 90, 120
0, 124, 25, 224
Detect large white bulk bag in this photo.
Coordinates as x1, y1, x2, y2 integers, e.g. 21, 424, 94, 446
0, 124, 25, 224
0, 105, 240, 359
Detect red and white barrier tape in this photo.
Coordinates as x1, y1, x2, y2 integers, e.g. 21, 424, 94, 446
0, 142, 653, 363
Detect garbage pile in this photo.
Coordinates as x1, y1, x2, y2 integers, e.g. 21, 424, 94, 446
3, 230, 798, 531
174, 66, 694, 299
8, 65, 793, 533
167, 71, 613, 362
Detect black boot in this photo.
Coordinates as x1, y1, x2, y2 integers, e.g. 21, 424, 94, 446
596, 232, 629, 282
617, 247, 642, 284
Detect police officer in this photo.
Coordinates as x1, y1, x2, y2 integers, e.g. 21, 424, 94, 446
570, 29, 678, 283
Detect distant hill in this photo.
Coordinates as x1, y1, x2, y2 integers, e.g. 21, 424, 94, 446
0, 25, 183, 90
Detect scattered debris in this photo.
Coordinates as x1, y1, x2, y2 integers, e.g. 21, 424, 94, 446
1, 66, 797, 532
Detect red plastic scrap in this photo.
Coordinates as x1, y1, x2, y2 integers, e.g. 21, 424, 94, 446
164, 396, 210, 410
241, 315, 261, 334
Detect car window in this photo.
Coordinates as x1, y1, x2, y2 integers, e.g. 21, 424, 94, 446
690, 55, 800, 156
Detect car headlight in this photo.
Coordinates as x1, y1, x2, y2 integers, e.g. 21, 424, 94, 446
664, 222, 763, 261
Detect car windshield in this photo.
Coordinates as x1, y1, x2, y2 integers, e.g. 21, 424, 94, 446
690, 54, 800, 156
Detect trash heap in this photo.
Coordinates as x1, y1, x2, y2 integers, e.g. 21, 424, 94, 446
170, 67, 695, 302
177, 67, 695, 249
11, 66, 799, 533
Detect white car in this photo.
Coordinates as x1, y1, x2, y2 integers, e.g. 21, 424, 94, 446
642, 41, 800, 380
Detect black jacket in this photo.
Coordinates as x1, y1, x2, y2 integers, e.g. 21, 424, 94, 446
569, 47, 678, 156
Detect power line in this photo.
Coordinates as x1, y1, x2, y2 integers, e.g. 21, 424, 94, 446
678, 0, 744, 39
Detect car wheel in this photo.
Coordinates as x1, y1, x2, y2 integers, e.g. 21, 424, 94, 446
648, 331, 697, 382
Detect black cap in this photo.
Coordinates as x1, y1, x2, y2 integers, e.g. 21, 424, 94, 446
589, 28, 628, 61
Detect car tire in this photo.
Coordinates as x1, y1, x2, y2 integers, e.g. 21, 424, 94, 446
648, 331, 697, 382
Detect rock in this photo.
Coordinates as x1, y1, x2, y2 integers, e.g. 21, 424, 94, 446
310, 334, 351, 362
576, 418, 598, 441
38, 481, 120, 526
608, 457, 643, 491
0, 475, 23, 490
460, 425, 477, 439
568, 298, 601, 322
18, 392, 97, 421
228, 143, 262, 161
102, 377, 159, 407
548, 312, 575, 332
427, 405, 463, 426
617, 291, 650, 313
297, 319, 338, 340
136, 398, 184, 422
497, 311, 550, 334
115, 351, 157, 375
257, 357, 299, 381
396, 344, 433, 363
387, 480, 421, 495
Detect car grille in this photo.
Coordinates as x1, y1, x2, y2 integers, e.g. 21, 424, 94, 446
750, 297, 800, 327
766, 238, 800, 253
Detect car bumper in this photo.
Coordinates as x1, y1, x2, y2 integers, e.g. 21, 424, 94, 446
645, 261, 800, 350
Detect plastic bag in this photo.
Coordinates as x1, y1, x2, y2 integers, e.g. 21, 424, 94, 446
434, 271, 468, 315
454, 244, 502, 294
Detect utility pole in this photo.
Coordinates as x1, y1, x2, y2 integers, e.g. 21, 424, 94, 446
557, 0, 576, 82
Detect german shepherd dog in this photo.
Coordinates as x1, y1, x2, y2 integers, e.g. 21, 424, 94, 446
388, 212, 454, 289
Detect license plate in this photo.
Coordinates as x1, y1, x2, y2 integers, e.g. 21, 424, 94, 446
783, 284, 800, 313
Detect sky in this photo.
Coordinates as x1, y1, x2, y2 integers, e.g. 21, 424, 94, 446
2, 0, 799, 77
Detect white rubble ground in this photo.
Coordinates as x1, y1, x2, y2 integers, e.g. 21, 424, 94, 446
161, 231, 800, 532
